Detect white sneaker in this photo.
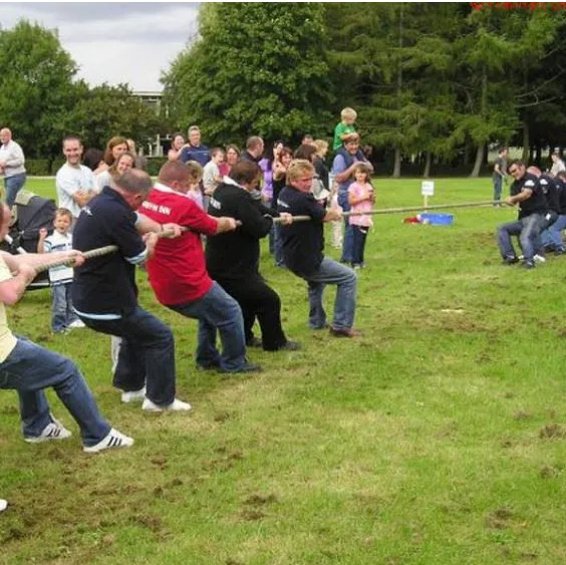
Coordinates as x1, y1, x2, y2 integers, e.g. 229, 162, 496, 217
121, 387, 146, 403
68, 319, 86, 329
533, 254, 546, 264
142, 398, 192, 412
24, 417, 72, 443
83, 428, 134, 453
0, 499, 7, 512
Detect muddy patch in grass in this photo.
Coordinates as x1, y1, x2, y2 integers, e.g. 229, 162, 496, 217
485, 507, 514, 529
539, 424, 565, 439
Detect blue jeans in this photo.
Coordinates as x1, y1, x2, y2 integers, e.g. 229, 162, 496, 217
274, 224, 285, 266
52, 284, 79, 332
497, 214, 545, 261
78, 307, 176, 406
338, 190, 354, 263
4, 173, 26, 208
351, 225, 369, 266
492, 175, 503, 202
168, 282, 247, 371
541, 214, 566, 251
0, 338, 111, 446
300, 257, 357, 331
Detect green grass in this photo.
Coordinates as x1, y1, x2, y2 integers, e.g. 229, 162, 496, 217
0, 177, 564, 564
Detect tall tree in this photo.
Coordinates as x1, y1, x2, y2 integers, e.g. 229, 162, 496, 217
454, 5, 563, 176
325, 3, 462, 177
61, 82, 161, 152
161, 3, 333, 145
0, 20, 78, 159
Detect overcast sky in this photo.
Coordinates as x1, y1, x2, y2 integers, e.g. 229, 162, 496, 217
0, 2, 200, 91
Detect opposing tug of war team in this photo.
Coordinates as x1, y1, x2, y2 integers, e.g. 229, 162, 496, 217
0, 109, 565, 512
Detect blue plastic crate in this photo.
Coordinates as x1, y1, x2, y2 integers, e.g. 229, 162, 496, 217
419, 213, 454, 226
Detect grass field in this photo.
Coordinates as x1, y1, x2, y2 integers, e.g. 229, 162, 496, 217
0, 177, 564, 564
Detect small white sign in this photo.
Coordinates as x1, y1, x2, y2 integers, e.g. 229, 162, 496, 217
421, 181, 435, 196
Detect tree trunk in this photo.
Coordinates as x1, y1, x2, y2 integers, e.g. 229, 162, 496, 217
423, 152, 431, 178
521, 121, 529, 163
470, 143, 484, 177
470, 69, 487, 177
463, 143, 470, 166
392, 146, 402, 178
392, 3, 403, 179
534, 143, 541, 165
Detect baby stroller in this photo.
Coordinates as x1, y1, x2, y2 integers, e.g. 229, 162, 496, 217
1, 190, 57, 289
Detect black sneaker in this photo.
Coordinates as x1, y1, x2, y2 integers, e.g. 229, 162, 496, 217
220, 362, 263, 374
521, 260, 535, 269
277, 341, 301, 351
246, 336, 263, 348
502, 256, 519, 265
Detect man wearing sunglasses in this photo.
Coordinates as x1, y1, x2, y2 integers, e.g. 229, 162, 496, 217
496, 160, 548, 269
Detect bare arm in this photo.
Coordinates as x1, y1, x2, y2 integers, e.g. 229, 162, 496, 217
73, 190, 95, 208
323, 208, 342, 222
505, 188, 532, 206
135, 213, 183, 238
0, 261, 36, 305
37, 228, 48, 254
214, 217, 238, 234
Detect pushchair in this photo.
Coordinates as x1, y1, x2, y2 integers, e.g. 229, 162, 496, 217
1, 190, 57, 289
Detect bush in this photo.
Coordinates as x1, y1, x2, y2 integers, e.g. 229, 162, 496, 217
145, 157, 168, 176
25, 158, 66, 175
25, 159, 51, 176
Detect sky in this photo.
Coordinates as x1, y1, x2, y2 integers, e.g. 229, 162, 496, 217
0, 2, 200, 91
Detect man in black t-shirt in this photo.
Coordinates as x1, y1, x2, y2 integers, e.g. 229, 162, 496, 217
496, 160, 547, 269
206, 160, 297, 352
277, 160, 359, 337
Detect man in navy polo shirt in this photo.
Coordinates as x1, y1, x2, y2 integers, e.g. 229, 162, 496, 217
277, 160, 360, 338
178, 125, 210, 167
72, 169, 191, 411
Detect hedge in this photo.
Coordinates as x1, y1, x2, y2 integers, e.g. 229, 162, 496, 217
25, 157, 168, 176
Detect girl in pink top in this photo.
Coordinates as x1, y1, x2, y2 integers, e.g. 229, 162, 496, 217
348, 164, 375, 268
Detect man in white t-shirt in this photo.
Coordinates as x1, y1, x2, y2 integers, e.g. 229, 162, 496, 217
55, 136, 97, 222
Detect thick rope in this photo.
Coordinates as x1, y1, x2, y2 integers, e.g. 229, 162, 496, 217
30, 225, 189, 275
33, 245, 119, 275
272, 199, 509, 224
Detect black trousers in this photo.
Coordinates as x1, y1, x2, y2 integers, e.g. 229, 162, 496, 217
215, 275, 287, 351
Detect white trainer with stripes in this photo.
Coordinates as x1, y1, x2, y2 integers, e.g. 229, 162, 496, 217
142, 398, 192, 412
24, 417, 72, 443
83, 428, 134, 453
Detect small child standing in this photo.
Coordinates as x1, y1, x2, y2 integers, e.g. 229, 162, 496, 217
202, 148, 225, 207
333, 107, 358, 152
38, 208, 85, 333
185, 161, 205, 210
347, 164, 375, 269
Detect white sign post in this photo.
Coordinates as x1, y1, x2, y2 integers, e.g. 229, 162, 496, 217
421, 180, 435, 209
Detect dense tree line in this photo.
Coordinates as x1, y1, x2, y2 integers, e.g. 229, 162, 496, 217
1, 6, 565, 176
0, 21, 160, 167
163, 2, 566, 176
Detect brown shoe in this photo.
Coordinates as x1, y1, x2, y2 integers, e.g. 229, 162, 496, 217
329, 327, 362, 338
